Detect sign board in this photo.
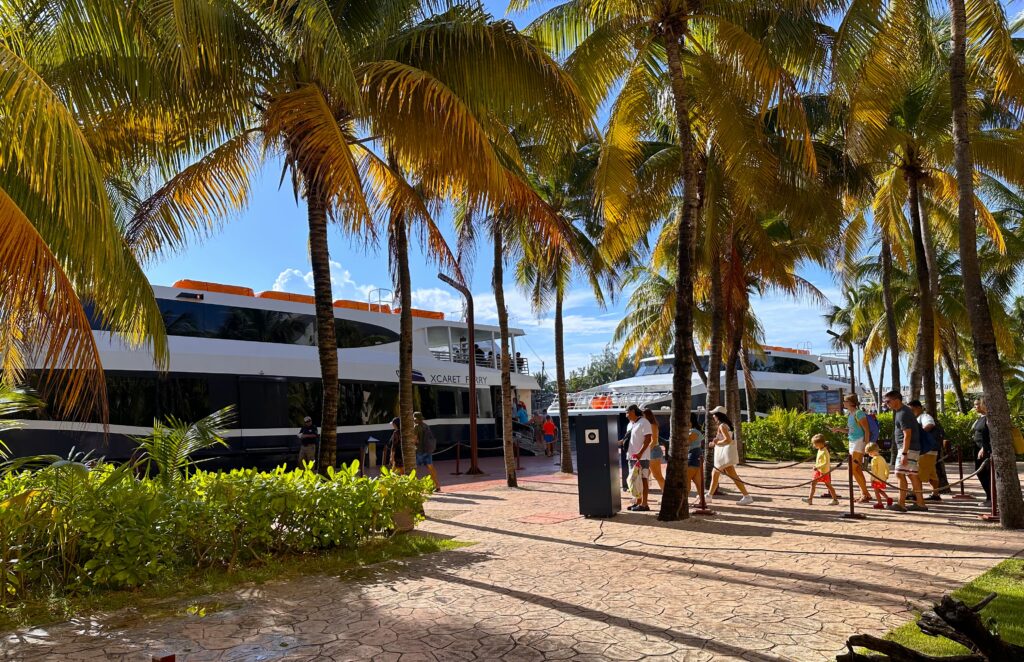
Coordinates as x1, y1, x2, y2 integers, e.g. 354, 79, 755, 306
808, 390, 842, 414
584, 429, 600, 444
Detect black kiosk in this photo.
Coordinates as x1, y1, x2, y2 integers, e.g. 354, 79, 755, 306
575, 415, 622, 517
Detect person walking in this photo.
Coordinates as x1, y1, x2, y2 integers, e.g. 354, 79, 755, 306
882, 390, 927, 512
625, 404, 654, 511
865, 442, 893, 509
831, 394, 872, 503
642, 408, 667, 492
909, 400, 944, 500
973, 398, 993, 505
297, 416, 319, 468
687, 413, 704, 496
542, 415, 557, 457
803, 434, 840, 505
706, 406, 754, 505
413, 412, 441, 492
386, 417, 404, 473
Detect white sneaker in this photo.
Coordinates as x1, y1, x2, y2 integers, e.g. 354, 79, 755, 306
704, 491, 713, 502
737, 495, 754, 505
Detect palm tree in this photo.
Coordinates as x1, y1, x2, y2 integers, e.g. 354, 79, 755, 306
520, 0, 825, 520
516, 139, 611, 474
0, 5, 170, 419
120, 3, 588, 472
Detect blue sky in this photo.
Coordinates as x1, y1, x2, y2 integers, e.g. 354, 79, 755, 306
143, 1, 854, 378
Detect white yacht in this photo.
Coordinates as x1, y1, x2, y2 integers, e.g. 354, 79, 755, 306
549, 345, 860, 420
10, 280, 539, 468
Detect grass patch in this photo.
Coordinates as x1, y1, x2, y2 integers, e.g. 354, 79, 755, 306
884, 557, 1024, 656
0, 533, 467, 632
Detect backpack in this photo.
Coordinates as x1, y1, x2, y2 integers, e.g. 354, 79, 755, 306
418, 424, 437, 454
866, 414, 887, 450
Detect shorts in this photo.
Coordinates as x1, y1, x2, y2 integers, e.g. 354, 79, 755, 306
687, 447, 703, 468
298, 443, 317, 465
416, 452, 434, 466
849, 439, 866, 455
633, 459, 651, 479
871, 480, 887, 491
895, 449, 920, 475
918, 451, 938, 483
650, 445, 665, 460
544, 434, 555, 443
813, 470, 832, 484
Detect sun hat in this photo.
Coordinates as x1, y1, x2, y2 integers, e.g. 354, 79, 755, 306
708, 406, 728, 416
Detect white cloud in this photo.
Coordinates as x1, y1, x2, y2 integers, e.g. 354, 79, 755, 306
272, 268, 307, 292
271, 260, 382, 301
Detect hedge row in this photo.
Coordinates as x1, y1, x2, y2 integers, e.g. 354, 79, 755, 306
0, 462, 432, 599
740, 408, 987, 461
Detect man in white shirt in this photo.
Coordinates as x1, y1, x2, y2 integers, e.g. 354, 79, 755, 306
625, 404, 653, 511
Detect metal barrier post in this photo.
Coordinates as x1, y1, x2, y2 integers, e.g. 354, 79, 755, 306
981, 459, 999, 522
841, 456, 865, 519
952, 446, 974, 500
451, 440, 463, 475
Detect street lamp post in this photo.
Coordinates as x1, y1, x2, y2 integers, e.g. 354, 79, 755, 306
438, 273, 483, 474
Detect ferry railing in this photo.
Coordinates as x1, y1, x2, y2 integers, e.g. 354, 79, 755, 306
429, 349, 530, 374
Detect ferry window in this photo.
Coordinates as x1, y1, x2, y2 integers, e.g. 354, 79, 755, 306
238, 377, 289, 428
209, 307, 314, 345
436, 388, 458, 417
337, 382, 362, 426
287, 380, 322, 427
362, 383, 398, 424
655, 364, 673, 375
335, 319, 399, 348
755, 389, 786, 414
414, 386, 438, 420
636, 364, 656, 376
159, 376, 210, 422
784, 390, 806, 410
476, 387, 494, 418
748, 355, 818, 375
107, 375, 158, 426
160, 300, 206, 337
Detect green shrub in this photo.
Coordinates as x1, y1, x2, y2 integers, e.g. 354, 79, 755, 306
0, 460, 432, 599
741, 408, 847, 460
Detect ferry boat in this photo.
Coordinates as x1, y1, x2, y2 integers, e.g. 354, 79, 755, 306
549, 346, 862, 426
8, 280, 539, 468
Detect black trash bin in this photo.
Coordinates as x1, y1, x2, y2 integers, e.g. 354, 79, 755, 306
575, 415, 622, 518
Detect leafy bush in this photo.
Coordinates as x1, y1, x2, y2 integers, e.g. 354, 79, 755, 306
741, 408, 992, 461
0, 461, 433, 599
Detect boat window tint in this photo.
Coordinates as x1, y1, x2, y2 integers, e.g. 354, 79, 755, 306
655, 364, 673, 375
287, 380, 323, 427
414, 385, 438, 420
437, 388, 458, 417
153, 299, 399, 348
107, 374, 158, 426
362, 383, 398, 424
748, 355, 818, 375
159, 375, 210, 422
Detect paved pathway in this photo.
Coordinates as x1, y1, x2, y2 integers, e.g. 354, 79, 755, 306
4, 455, 1023, 661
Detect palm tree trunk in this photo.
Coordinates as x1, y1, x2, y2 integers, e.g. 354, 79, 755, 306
942, 344, 969, 413
688, 335, 708, 387
492, 224, 517, 487
949, 0, 1024, 528
394, 209, 417, 472
880, 238, 901, 395
658, 23, 695, 522
725, 319, 742, 461
907, 166, 937, 413
877, 347, 887, 408
864, 343, 877, 406
555, 287, 573, 474
707, 257, 724, 410
306, 179, 338, 472
739, 346, 756, 423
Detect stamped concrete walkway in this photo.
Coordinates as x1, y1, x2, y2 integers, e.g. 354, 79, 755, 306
4, 455, 1023, 661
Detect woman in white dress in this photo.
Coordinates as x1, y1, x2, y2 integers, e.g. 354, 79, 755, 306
706, 407, 754, 505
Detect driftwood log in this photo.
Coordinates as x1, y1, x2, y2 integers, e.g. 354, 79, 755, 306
837, 593, 1024, 662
